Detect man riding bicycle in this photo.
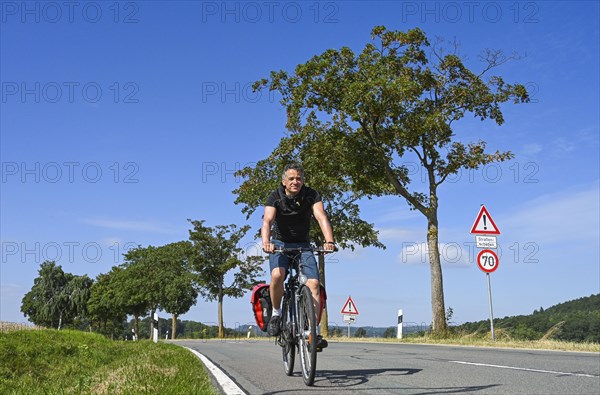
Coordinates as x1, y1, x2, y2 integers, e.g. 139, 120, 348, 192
262, 163, 336, 349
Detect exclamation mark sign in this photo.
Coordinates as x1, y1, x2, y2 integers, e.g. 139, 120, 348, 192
483, 214, 487, 230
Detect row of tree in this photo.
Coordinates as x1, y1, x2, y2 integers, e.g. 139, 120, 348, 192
21, 220, 264, 339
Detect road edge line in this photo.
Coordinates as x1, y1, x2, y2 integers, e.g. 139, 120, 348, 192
185, 347, 246, 394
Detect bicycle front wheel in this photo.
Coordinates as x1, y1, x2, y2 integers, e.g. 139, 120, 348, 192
281, 295, 295, 376
298, 285, 317, 386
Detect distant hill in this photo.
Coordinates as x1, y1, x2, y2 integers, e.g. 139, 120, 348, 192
456, 294, 600, 342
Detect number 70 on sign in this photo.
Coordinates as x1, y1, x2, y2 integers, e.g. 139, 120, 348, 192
477, 249, 499, 273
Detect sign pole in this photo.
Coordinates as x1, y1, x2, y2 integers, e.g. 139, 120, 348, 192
486, 273, 495, 341
471, 205, 500, 342
153, 312, 159, 343
397, 309, 403, 339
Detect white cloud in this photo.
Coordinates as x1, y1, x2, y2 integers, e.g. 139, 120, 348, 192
81, 217, 180, 234
502, 181, 599, 244
521, 143, 543, 156
0, 283, 23, 298
551, 127, 599, 157
552, 137, 576, 154
372, 208, 422, 224
379, 227, 423, 242
99, 237, 125, 246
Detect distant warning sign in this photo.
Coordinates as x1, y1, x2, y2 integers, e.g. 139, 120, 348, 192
341, 296, 359, 315
470, 205, 500, 235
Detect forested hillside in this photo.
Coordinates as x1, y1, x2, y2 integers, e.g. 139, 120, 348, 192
457, 294, 600, 342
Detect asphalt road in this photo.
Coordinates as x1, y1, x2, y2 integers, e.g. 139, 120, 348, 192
174, 339, 600, 394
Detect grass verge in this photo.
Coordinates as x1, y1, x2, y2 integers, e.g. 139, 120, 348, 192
0, 329, 217, 395
326, 335, 600, 352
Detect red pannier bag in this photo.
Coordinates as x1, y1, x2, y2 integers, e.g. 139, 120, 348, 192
251, 283, 272, 332
251, 283, 328, 331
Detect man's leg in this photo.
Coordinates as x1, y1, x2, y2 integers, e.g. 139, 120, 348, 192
306, 278, 321, 312
301, 249, 327, 350
268, 245, 288, 336
270, 267, 286, 312
300, 249, 321, 311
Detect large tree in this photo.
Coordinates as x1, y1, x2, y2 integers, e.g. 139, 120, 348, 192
87, 268, 128, 338
114, 247, 156, 339
188, 220, 264, 338
248, 26, 528, 334
120, 245, 179, 339
21, 261, 93, 329
157, 241, 199, 339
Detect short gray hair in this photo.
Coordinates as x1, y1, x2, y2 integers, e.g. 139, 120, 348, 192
281, 163, 304, 181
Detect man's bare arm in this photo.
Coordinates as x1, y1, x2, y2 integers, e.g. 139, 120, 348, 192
312, 201, 335, 250
261, 206, 277, 253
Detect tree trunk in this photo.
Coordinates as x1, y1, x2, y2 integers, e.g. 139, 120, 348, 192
218, 293, 224, 339
134, 315, 139, 340
171, 313, 177, 339
424, 162, 447, 336
318, 253, 328, 337
427, 213, 447, 335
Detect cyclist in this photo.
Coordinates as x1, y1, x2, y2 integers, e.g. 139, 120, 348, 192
261, 163, 336, 349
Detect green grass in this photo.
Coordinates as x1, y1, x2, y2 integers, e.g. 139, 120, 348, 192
0, 329, 217, 395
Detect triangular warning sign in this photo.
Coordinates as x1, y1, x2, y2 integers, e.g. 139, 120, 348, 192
470, 205, 500, 235
341, 296, 359, 315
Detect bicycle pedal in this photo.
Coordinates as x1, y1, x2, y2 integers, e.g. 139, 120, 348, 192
315, 336, 328, 352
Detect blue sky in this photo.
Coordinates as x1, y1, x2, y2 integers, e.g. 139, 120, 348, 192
1, 1, 599, 329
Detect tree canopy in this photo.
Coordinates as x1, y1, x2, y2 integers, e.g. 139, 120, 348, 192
21, 261, 92, 329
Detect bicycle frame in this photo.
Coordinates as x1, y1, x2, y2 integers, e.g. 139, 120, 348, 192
275, 247, 327, 386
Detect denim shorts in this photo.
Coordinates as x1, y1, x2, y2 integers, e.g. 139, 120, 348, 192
269, 240, 319, 280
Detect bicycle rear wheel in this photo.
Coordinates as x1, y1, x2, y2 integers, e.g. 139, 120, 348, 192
298, 285, 317, 386
281, 295, 295, 376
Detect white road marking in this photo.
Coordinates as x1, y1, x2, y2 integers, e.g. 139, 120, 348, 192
449, 360, 598, 378
186, 347, 246, 394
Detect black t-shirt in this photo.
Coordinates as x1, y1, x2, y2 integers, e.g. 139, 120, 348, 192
266, 185, 321, 243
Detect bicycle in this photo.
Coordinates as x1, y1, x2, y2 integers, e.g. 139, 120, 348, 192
272, 246, 332, 386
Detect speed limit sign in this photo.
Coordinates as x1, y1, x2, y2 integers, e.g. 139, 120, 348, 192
477, 249, 499, 273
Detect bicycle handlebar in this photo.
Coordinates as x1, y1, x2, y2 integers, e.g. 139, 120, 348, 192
272, 246, 338, 254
